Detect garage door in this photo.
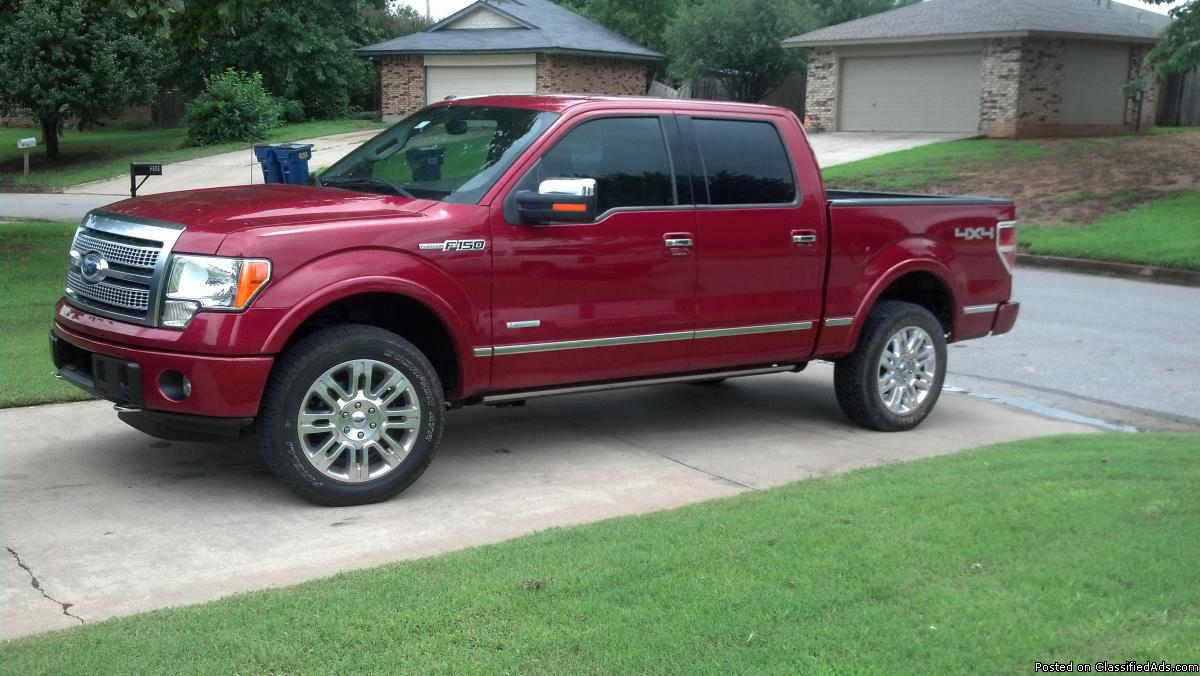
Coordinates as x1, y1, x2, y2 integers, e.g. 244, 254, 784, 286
839, 52, 983, 132
426, 64, 536, 103
1061, 42, 1129, 124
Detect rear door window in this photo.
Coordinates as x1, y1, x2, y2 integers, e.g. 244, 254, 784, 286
539, 117, 676, 213
692, 118, 796, 205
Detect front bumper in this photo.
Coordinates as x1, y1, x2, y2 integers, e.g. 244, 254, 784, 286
51, 323, 274, 419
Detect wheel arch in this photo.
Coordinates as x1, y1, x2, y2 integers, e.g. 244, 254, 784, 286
849, 260, 963, 348
261, 278, 482, 400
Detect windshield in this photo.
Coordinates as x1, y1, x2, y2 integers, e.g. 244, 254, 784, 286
320, 105, 558, 203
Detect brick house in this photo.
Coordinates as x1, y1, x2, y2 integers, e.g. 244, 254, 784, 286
783, 0, 1169, 137
358, 0, 662, 120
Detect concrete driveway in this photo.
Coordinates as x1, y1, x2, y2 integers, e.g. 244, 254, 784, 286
62, 129, 381, 197
1, 364, 1090, 639
809, 131, 974, 168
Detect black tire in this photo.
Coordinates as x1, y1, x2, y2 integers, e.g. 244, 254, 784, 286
833, 301, 947, 432
259, 324, 445, 506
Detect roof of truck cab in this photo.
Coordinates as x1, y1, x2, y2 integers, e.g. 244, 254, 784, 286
428, 94, 795, 116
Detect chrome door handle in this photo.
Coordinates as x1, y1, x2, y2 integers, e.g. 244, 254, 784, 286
665, 238, 693, 248
792, 234, 817, 244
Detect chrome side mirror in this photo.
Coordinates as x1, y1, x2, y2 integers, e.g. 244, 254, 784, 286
515, 177, 598, 224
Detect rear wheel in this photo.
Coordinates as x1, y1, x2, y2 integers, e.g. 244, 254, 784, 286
834, 301, 946, 431
259, 325, 444, 506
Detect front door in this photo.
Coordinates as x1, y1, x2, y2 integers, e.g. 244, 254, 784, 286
487, 114, 698, 391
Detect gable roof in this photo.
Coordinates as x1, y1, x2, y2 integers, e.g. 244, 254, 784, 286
783, 0, 1170, 48
359, 0, 663, 61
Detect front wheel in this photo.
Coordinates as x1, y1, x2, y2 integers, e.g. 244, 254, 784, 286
833, 301, 947, 431
259, 325, 445, 506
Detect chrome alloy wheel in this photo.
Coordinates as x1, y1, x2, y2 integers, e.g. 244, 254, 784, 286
296, 359, 422, 482
877, 326, 938, 415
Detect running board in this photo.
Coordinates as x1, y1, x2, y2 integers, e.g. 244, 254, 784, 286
481, 365, 797, 405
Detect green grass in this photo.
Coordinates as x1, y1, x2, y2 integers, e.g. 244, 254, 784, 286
1150, 125, 1200, 135
1022, 190, 1200, 269
0, 221, 93, 407
822, 138, 1051, 192
0, 120, 386, 190
3, 433, 1198, 674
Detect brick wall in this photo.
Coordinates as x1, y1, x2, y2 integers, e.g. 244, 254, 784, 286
980, 38, 1023, 137
1015, 38, 1066, 129
380, 55, 424, 119
535, 54, 646, 96
803, 48, 838, 132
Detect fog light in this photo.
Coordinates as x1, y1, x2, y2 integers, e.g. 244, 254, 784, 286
160, 370, 192, 401
162, 299, 199, 328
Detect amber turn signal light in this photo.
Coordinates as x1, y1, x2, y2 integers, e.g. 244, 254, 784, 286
235, 260, 272, 308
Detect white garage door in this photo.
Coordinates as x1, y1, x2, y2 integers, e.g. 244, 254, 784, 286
425, 55, 536, 104
1061, 42, 1129, 125
839, 52, 983, 132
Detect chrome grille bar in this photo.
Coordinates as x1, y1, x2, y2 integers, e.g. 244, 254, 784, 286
63, 211, 184, 326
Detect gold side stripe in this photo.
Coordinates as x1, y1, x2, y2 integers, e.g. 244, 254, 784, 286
475, 321, 816, 358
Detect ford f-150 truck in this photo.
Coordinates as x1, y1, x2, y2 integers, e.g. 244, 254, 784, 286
51, 95, 1019, 505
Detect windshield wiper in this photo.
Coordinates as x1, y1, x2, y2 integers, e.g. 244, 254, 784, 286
321, 176, 416, 199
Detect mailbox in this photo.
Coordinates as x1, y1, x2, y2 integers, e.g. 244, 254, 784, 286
17, 137, 36, 149
129, 162, 163, 198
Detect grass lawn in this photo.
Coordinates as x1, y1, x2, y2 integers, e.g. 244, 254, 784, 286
2, 433, 1198, 673
0, 221, 93, 408
0, 119, 386, 191
824, 130, 1200, 269
822, 137, 1052, 192
1022, 190, 1200, 269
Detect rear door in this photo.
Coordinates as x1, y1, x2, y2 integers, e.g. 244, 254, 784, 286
681, 114, 827, 370
487, 113, 699, 391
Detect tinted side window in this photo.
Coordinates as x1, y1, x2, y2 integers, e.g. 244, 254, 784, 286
540, 117, 675, 213
693, 118, 795, 205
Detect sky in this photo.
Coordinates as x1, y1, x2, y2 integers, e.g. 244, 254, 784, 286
395, 0, 1185, 22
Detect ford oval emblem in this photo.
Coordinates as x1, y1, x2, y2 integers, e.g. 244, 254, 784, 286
80, 252, 109, 284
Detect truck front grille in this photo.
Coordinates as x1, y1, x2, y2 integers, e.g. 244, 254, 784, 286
64, 212, 184, 326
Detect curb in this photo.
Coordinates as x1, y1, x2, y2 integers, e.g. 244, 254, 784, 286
1016, 254, 1200, 287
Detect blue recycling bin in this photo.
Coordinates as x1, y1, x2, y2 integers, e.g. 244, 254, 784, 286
253, 145, 283, 184
274, 143, 313, 185
253, 143, 313, 185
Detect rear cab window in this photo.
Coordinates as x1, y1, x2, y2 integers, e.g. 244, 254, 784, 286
691, 118, 796, 205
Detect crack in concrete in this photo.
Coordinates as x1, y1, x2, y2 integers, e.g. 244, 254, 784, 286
5, 546, 84, 625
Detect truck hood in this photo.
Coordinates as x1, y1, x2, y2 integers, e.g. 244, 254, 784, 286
99, 184, 435, 252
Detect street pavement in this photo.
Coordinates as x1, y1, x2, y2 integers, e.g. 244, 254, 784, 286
946, 268, 1200, 428
0, 365, 1091, 639
0, 131, 963, 221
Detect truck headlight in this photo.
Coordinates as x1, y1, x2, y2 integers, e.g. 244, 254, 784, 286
162, 255, 271, 328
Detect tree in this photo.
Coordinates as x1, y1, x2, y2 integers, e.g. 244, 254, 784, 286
813, 0, 919, 26
558, 0, 688, 77
0, 0, 163, 159
666, 0, 818, 102
170, 0, 407, 119
1140, 0, 1199, 76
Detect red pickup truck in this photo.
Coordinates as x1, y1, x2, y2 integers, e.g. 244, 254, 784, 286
51, 95, 1019, 505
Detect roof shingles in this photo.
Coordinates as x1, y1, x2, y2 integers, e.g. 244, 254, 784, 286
359, 0, 663, 61
783, 0, 1169, 47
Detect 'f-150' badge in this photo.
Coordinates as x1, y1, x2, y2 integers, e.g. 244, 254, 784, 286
419, 239, 487, 252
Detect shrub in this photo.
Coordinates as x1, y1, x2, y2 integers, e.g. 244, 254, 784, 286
184, 69, 280, 146
274, 97, 306, 124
